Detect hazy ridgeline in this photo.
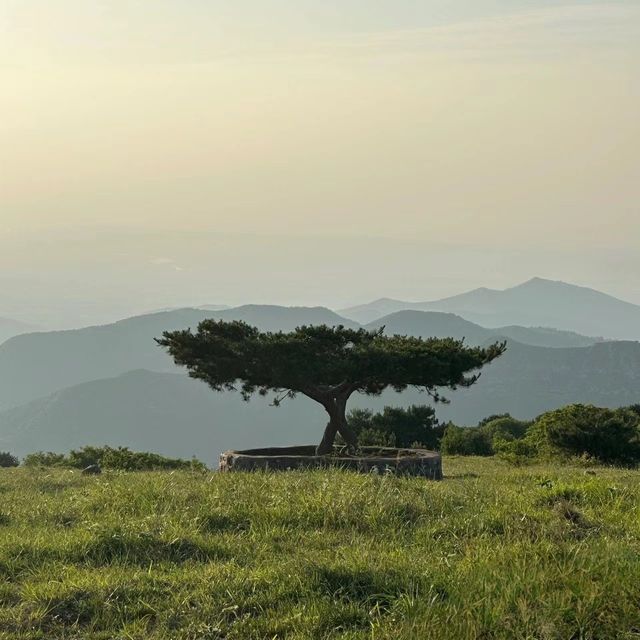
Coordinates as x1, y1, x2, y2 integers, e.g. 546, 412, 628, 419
0, 279, 639, 463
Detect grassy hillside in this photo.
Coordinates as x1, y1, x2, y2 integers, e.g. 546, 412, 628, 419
0, 459, 639, 639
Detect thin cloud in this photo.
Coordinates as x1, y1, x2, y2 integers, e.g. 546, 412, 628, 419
322, 4, 640, 61
150, 258, 185, 272
4, 2, 639, 68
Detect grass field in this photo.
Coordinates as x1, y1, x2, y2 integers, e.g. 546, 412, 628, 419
0, 458, 639, 639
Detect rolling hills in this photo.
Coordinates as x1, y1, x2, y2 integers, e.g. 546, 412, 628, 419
0, 306, 597, 412
0, 305, 356, 411
367, 310, 601, 348
431, 339, 640, 424
0, 370, 325, 464
0, 302, 637, 461
0, 339, 638, 463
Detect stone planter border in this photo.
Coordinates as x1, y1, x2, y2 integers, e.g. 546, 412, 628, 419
219, 445, 442, 480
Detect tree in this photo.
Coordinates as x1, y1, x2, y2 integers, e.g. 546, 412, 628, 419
157, 321, 506, 454
346, 405, 446, 449
0, 451, 19, 468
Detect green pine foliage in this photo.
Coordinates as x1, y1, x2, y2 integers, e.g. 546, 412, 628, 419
345, 405, 446, 449
0, 452, 19, 468
157, 321, 505, 452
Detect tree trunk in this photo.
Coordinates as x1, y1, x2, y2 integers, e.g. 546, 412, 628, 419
315, 395, 358, 455
316, 418, 338, 456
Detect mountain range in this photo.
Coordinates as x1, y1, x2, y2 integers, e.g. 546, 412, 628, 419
0, 305, 355, 411
366, 311, 600, 349
0, 280, 638, 463
0, 370, 325, 463
2, 336, 638, 464
340, 278, 640, 341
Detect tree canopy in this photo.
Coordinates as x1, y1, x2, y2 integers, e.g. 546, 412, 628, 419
157, 321, 506, 453
347, 405, 446, 450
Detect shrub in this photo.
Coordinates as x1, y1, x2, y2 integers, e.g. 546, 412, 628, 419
440, 414, 531, 457
23, 451, 67, 467
354, 426, 396, 448
442, 405, 640, 467
440, 424, 493, 456
494, 437, 538, 465
0, 452, 19, 468
96, 447, 207, 472
627, 404, 640, 419
345, 405, 446, 449
23, 446, 207, 472
527, 404, 640, 465
481, 416, 530, 442
477, 413, 512, 427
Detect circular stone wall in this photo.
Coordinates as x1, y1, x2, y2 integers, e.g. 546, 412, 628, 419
219, 445, 442, 480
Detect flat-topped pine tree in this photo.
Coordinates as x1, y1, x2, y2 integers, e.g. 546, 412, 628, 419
157, 322, 505, 454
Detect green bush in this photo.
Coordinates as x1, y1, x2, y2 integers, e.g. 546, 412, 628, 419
440, 415, 531, 456
23, 451, 67, 467
526, 404, 640, 464
481, 416, 530, 442
494, 437, 539, 465
23, 446, 207, 472
627, 404, 640, 419
345, 405, 445, 449
477, 413, 512, 427
440, 424, 493, 456
0, 452, 19, 468
442, 405, 640, 467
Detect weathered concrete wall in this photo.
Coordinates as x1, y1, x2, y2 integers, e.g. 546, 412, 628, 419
219, 446, 443, 480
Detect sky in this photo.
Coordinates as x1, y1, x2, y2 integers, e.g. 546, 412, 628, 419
0, 1, 639, 325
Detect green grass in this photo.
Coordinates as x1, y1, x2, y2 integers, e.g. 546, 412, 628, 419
0, 458, 639, 639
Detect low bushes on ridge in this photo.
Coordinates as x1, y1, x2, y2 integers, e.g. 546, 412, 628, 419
23, 446, 207, 472
442, 405, 640, 466
441, 415, 531, 456
518, 404, 640, 465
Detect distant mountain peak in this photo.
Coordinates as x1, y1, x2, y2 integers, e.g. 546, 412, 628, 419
513, 277, 576, 290
339, 278, 640, 339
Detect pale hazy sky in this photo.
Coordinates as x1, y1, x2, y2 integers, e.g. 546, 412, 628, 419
0, 1, 639, 323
